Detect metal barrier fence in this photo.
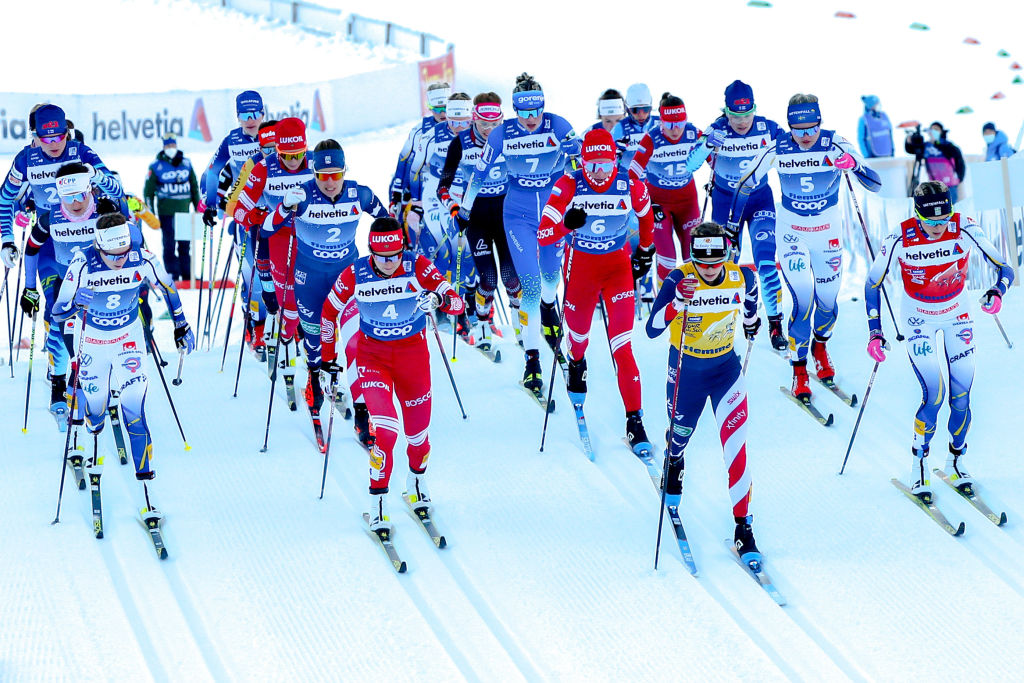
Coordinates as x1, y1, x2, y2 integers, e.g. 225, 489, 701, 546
191, 0, 450, 57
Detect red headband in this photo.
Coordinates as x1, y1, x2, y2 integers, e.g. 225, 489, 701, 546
660, 104, 687, 123
473, 103, 503, 121
369, 230, 404, 253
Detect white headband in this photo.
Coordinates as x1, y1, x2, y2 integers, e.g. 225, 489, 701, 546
56, 172, 91, 197
598, 99, 625, 117
95, 221, 132, 252
446, 99, 473, 119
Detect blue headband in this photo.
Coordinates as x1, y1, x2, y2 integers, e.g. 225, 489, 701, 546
512, 90, 545, 111
787, 101, 821, 127
313, 148, 346, 172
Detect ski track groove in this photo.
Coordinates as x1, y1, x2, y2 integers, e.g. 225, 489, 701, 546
586, 440, 817, 682
324, 446, 489, 682
159, 564, 234, 683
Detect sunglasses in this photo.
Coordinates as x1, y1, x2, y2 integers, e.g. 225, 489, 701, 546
315, 171, 344, 182
662, 120, 686, 131
725, 108, 755, 118
61, 191, 90, 204
102, 249, 130, 262
629, 106, 652, 115
429, 105, 446, 114
917, 213, 950, 227
279, 150, 306, 162
260, 145, 276, 156
791, 125, 821, 138
372, 252, 403, 264
693, 259, 726, 268
584, 161, 615, 174
238, 111, 262, 121
516, 108, 543, 119
40, 134, 65, 144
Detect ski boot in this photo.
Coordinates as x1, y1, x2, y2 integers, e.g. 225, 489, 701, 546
354, 402, 375, 451
508, 294, 524, 347
304, 371, 325, 413
405, 470, 431, 512
455, 311, 475, 344
247, 320, 267, 362
945, 443, 974, 494
567, 356, 587, 405
910, 446, 932, 502
767, 315, 787, 352
734, 515, 762, 566
626, 410, 653, 456
662, 452, 684, 509
50, 374, 69, 428
472, 314, 491, 349
367, 490, 392, 533
811, 334, 835, 381
540, 300, 562, 354
523, 350, 543, 393
791, 360, 811, 400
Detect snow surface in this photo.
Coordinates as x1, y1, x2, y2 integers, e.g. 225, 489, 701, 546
2, 1, 1024, 680
2, 123, 1023, 681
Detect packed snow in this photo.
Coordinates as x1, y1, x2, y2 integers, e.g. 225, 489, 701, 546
1, 1, 1023, 680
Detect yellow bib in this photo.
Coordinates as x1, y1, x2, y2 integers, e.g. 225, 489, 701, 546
669, 262, 746, 358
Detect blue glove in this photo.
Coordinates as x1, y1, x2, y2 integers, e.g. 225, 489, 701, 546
174, 322, 196, 354
706, 129, 727, 148
73, 287, 95, 309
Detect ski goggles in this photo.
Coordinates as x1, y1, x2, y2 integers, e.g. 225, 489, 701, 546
516, 108, 543, 119
916, 212, 951, 227
315, 170, 344, 182
39, 133, 66, 144
629, 106, 652, 116
238, 111, 262, 121
725, 106, 756, 117
260, 145, 276, 157
279, 150, 306, 162
662, 120, 687, 131
372, 252, 403, 264
101, 248, 131, 263
791, 125, 821, 138
60, 190, 91, 204
429, 104, 446, 115
584, 161, 615, 174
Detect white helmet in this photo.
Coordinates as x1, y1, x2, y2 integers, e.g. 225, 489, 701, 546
625, 83, 652, 108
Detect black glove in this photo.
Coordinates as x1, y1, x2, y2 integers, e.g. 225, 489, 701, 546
564, 208, 588, 231
321, 359, 343, 376
652, 204, 666, 224
743, 317, 761, 340
202, 207, 218, 228
262, 289, 280, 315
724, 221, 741, 249
631, 244, 655, 282
453, 211, 470, 234
20, 287, 40, 317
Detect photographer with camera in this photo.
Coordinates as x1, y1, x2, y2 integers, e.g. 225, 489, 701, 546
906, 122, 965, 202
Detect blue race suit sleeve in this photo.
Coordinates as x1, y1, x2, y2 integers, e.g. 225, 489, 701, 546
0, 149, 29, 242
461, 126, 505, 213
203, 137, 232, 208
358, 185, 390, 218
646, 269, 685, 339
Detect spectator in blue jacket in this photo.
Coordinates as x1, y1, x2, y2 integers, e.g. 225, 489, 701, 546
982, 122, 1016, 161
857, 95, 894, 158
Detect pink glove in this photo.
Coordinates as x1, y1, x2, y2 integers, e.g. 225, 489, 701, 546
867, 332, 887, 362
14, 211, 30, 229
980, 289, 1002, 314
833, 153, 856, 170
675, 276, 699, 302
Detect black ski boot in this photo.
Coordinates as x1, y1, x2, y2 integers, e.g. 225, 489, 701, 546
304, 371, 325, 413
523, 350, 543, 393
734, 515, 762, 565
567, 357, 587, 404
626, 410, 652, 455
354, 402, 375, 451
50, 374, 68, 407
768, 315, 787, 352
540, 300, 562, 353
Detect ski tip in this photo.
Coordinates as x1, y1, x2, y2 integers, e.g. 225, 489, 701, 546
397, 561, 407, 573
437, 536, 448, 549
998, 512, 1008, 526
824, 414, 834, 426
954, 522, 966, 536
850, 394, 859, 408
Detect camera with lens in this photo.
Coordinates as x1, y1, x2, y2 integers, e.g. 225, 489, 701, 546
905, 124, 925, 159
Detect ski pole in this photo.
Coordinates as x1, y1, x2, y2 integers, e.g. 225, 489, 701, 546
992, 313, 1014, 349
145, 327, 191, 451
741, 336, 754, 376
195, 214, 209, 348
699, 150, 718, 222
841, 168, 903, 341
839, 360, 880, 475
209, 244, 235, 348
540, 237, 577, 452
259, 314, 284, 453
5, 268, 14, 377
203, 221, 226, 346
656, 304, 689, 569
597, 298, 617, 371
451, 228, 463, 362
171, 350, 185, 386
10, 222, 31, 368
220, 239, 251, 372
319, 373, 341, 499
21, 312, 37, 432
428, 311, 467, 419
52, 311, 88, 525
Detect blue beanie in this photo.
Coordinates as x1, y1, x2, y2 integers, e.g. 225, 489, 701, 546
861, 95, 880, 110
313, 148, 346, 172
35, 104, 68, 137
724, 80, 755, 114
236, 90, 264, 115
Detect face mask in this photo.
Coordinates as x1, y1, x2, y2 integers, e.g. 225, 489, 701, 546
164, 147, 177, 157
983, 133, 996, 144
930, 129, 942, 140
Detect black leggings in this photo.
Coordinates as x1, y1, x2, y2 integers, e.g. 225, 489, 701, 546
468, 195, 520, 315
